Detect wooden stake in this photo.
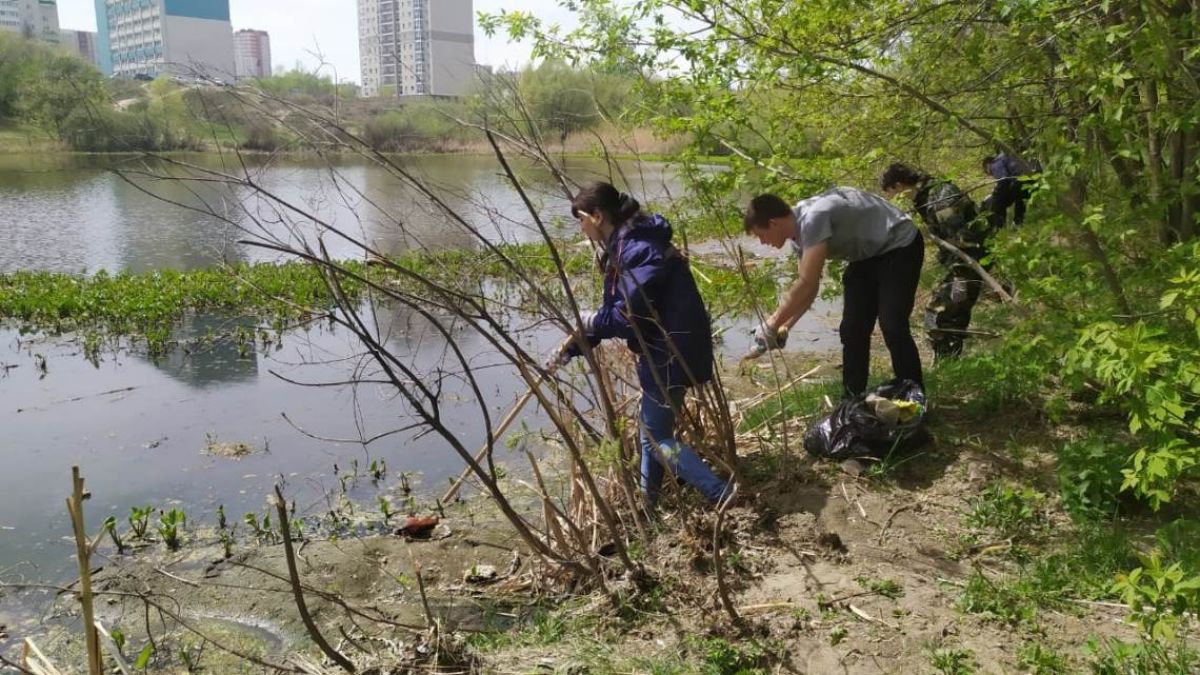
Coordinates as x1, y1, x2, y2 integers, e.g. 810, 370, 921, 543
65, 466, 102, 675
23, 637, 66, 675
441, 385, 537, 503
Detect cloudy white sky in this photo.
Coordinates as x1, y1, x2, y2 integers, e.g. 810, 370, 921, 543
55, 0, 581, 83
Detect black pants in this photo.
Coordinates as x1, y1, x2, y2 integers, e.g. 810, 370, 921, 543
925, 255, 985, 358
985, 177, 1028, 229
840, 236, 925, 397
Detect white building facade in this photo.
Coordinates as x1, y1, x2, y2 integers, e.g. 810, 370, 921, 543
357, 0, 475, 98
233, 28, 270, 79
60, 28, 98, 65
0, 0, 61, 45
95, 0, 234, 79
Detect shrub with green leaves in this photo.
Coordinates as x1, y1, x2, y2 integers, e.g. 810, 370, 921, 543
1087, 636, 1200, 675
964, 481, 1047, 541
1065, 242, 1200, 511
1056, 436, 1133, 521
1112, 551, 1200, 641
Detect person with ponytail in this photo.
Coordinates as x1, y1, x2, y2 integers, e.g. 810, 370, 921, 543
880, 162, 989, 359
558, 181, 730, 508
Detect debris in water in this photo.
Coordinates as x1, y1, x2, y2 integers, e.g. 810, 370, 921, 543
464, 564, 499, 585
394, 515, 439, 538
204, 439, 257, 458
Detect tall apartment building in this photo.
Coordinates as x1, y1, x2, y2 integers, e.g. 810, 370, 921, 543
95, 0, 234, 79
0, 0, 61, 45
60, 28, 98, 65
233, 28, 270, 79
358, 0, 475, 98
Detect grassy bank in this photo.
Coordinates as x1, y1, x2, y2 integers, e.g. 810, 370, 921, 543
0, 122, 61, 153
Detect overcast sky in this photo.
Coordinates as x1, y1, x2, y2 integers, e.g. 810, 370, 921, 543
55, 0, 581, 83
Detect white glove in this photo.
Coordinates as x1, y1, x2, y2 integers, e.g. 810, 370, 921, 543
752, 322, 789, 351
578, 310, 598, 334
553, 336, 577, 367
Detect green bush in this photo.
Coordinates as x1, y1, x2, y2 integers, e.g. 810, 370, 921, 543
1087, 636, 1200, 674
239, 119, 281, 151
60, 107, 164, 152
1057, 436, 1134, 521
362, 102, 478, 153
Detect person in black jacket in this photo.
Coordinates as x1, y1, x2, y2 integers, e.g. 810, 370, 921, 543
559, 182, 729, 507
981, 153, 1031, 228
880, 162, 989, 358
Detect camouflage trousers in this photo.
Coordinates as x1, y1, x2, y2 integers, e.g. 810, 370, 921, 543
925, 261, 984, 358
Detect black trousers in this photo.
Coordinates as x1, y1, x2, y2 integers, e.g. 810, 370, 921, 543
985, 177, 1028, 229
840, 236, 925, 396
925, 258, 984, 358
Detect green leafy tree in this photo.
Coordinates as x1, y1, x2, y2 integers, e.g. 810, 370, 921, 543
0, 32, 37, 119
483, 0, 1200, 505
518, 60, 629, 138
21, 52, 108, 138
255, 67, 346, 103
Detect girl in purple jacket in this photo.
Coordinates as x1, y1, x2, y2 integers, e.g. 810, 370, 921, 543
560, 182, 730, 508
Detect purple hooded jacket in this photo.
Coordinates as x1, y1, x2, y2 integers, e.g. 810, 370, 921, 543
576, 213, 714, 397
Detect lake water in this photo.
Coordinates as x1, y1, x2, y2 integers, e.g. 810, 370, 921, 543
0, 153, 841, 597
0, 153, 692, 274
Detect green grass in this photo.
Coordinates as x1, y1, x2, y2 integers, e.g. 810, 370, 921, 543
929, 646, 977, 675
924, 343, 1053, 420
1019, 642, 1072, 674
466, 604, 580, 652
0, 122, 60, 153
687, 636, 774, 675
955, 522, 1140, 629
856, 575, 904, 600
956, 570, 1043, 628
964, 481, 1048, 541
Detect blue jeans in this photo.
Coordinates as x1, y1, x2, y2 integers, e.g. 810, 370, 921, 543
640, 387, 730, 507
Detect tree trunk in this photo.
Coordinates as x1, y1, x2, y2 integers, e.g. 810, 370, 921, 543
1061, 174, 1134, 316
1181, 127, 1197, 240
1167, 126, 1186, 242
1138, 80, 1167, 240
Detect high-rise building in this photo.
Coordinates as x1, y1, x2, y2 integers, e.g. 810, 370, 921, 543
94, 0, 234, 79
358, 0, 475, 98
60, 28, 98, 65
0, 0, 61, 45
233, 28, 270, 80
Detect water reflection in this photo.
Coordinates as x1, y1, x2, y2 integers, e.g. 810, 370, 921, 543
0, 296, 550, 579
0, 153, 686, 275
148, 313, 260, 389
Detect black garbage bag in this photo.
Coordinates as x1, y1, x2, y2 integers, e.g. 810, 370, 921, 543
803, 379, 928, 460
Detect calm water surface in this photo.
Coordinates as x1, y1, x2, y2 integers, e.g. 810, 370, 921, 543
0, 153, 687, 274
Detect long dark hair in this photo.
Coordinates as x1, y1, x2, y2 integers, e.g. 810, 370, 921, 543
571, 181, 641, 226
879, 162, 928, 192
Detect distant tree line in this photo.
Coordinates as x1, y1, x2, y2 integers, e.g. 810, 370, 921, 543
2, 32, 642, 154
